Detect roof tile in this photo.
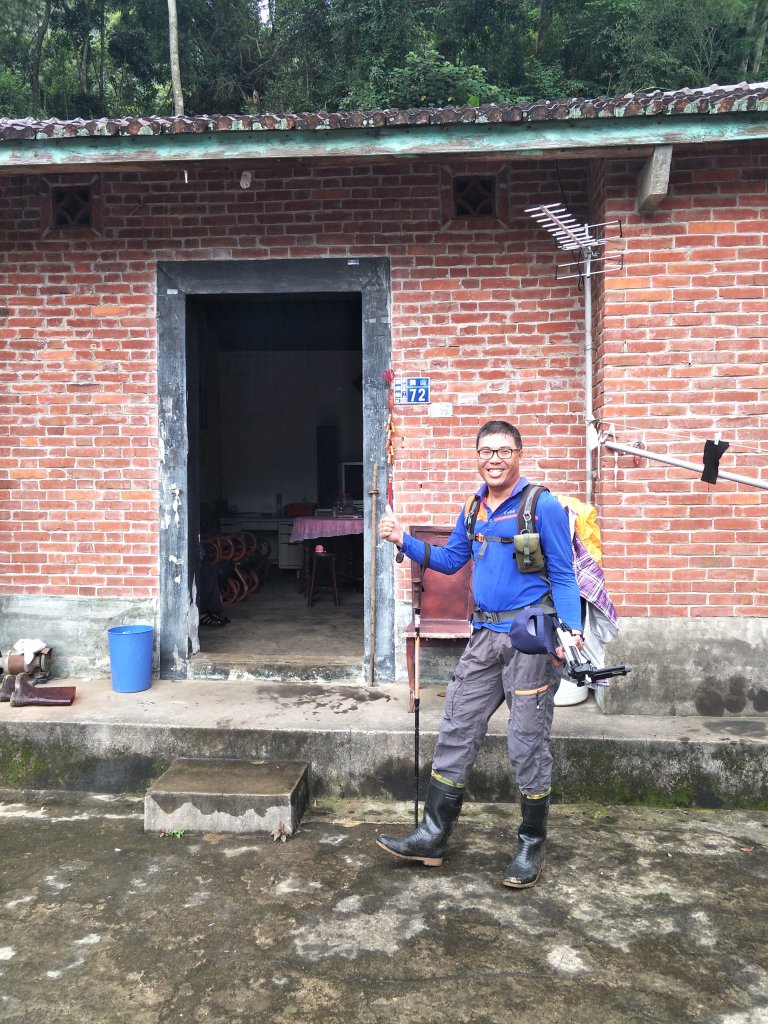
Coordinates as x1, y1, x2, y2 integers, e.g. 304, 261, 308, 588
2, 82, 768, 144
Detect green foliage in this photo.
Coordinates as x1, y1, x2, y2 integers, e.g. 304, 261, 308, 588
345, 46, 507, 109
0, 69, 35, 117
261, 0, 337, 111
566, 0, 753, 94
0, 0, 764, 119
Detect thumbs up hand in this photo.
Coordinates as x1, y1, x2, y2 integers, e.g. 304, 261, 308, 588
379, 503, 404, 546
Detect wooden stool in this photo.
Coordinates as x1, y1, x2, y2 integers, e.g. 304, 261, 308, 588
307, 552, 341, 607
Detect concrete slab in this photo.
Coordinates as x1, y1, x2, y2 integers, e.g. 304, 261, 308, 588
144, 757, 310, 835
0, 677, 766, 806
0, 791, 767, 1024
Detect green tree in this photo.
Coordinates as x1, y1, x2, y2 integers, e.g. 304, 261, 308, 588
46, 0, 112, 116
0, 0, 763, 120
0, 0, 53, 114
0, 69, 34, 117
255, 0, 332, 111
738, 0, 768, 77
345, 45, 507, 108
328, 0, 423, 105
564, 0, 751, 94
108, 0, 273, 114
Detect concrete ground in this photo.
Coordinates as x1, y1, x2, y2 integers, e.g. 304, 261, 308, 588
0, 791, 766, 1024
190, 573, 366, 682
4, 575, 767, 1021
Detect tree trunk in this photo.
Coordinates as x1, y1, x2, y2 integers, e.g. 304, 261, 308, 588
99, 0, 106, 107
30, 0, 53, 111
535, 0, 552, 57
79, 33, 90, 94
167, 0, 185, 115
740, 0, 765, 77
751, 2, 768, 77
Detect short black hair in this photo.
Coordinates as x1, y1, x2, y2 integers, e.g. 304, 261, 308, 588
475, 420, 522, 450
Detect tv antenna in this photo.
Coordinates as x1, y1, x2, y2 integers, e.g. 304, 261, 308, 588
526, 203, 624, 503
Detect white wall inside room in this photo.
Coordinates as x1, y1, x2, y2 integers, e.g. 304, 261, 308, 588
206, 348, 362, 513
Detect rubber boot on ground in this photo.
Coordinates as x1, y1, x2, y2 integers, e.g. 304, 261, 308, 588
376, 776, 464, 867
502, 794, 550, 889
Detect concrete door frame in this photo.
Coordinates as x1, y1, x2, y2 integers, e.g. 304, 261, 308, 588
156, 258, 394, 680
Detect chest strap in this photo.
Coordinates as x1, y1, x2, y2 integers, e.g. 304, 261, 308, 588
473, 533, 512, 559
465, 484, 545, 560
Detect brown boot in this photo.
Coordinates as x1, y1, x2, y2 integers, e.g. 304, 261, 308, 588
9, 673, 76, 707
0, 674, 15, 702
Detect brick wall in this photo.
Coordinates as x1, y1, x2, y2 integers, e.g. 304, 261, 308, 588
597, 143, 768, 618
1, 146, 766, 621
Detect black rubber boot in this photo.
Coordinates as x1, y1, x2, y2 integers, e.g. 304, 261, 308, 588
502, 794, 550, 889
376, 777, 464, 867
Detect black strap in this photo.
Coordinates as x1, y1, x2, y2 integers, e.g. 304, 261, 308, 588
473, 597, 556, 624
519, 484, 545, 535
465, 484, 547, 549
465, 494, 483, 541
517, 484, 546, 572
472, 607, 525, 624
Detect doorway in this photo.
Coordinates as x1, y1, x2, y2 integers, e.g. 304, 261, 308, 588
156, 259, 394, 682
191, 292, 365, 677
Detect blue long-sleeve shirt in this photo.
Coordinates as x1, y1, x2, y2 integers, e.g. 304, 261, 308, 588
399, 476, 582, 632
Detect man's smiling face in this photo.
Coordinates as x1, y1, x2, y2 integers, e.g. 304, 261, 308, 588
476, 432, 523, 496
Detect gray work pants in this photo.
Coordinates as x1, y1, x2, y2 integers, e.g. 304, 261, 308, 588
432, 628, 561, 795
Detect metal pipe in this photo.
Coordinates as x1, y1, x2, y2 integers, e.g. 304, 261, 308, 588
604, 440, 768, 492
583, 251, 594, 505
368, 462, 379, 685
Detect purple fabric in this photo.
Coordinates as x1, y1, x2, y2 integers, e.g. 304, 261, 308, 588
290, 516, 364, 543
572, 534, 617, 626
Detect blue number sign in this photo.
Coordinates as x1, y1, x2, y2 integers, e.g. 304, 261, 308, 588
394, 377, 430, 405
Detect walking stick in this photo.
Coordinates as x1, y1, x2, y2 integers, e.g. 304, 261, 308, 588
368, 463, 379, 686
413, 577, 422, 827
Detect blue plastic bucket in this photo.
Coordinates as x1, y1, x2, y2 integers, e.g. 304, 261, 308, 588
107, 624, 154, 693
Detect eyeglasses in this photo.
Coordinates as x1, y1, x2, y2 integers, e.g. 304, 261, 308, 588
476, 447, 521, 461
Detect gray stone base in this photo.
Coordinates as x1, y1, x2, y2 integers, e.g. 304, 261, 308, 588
0, 595, 157, 679
394, 614, 768, 718
595, 617, 768, 716
144, 757, 310, 834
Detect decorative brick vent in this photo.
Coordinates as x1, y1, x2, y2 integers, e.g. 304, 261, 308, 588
51, 184, 93, 228
452, 176, 496, 218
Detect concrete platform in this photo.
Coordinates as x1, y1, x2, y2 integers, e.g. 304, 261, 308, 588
144, 757, 310, 835
0, 677, 767, 807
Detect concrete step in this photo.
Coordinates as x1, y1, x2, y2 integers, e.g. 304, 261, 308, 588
0, 677, 766, 808
144, 757, 310, 835
187, 652, 364, 683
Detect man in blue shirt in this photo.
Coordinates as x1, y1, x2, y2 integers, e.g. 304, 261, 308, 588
376, 420, 583, 887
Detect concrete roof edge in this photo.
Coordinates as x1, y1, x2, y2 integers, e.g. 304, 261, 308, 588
2, 83, 768, 174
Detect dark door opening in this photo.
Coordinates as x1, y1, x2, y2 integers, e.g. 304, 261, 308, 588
189, 292, 365, 675
157, 257, 393, 681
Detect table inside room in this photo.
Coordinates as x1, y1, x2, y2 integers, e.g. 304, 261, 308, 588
290, 515, 365, 594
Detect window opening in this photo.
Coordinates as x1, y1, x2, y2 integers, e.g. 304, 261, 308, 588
453, 176, 496, 218
51, 185, 93, 228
